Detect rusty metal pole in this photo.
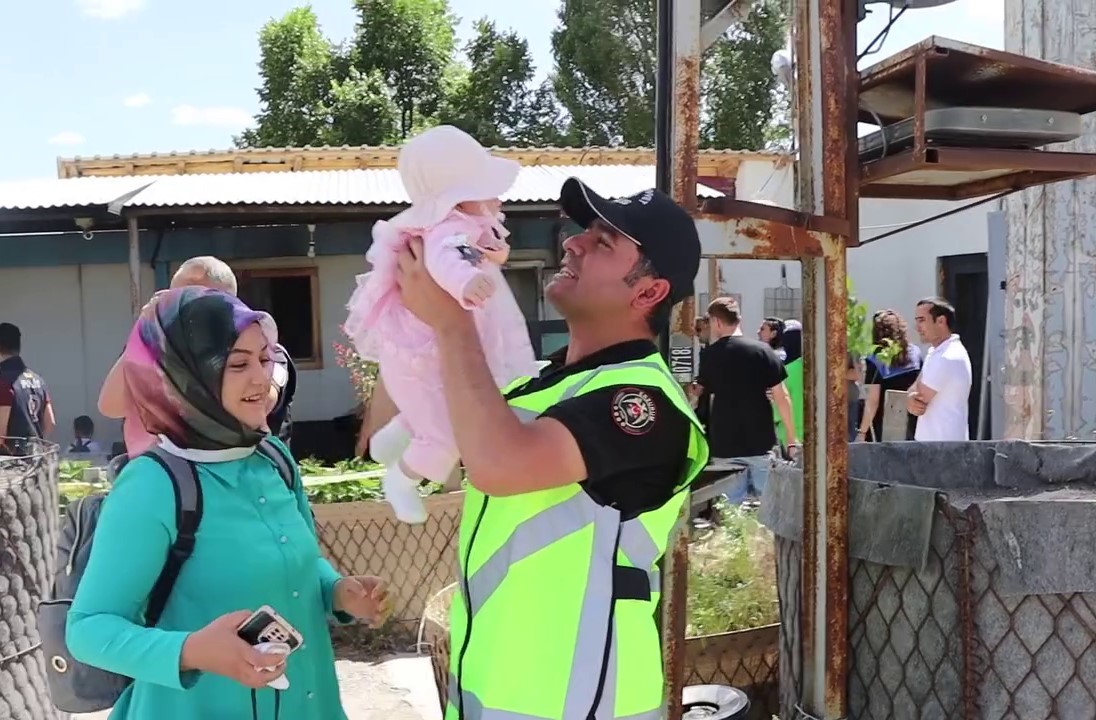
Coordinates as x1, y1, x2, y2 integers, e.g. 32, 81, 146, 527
655, 1, 701, 717
658, 0, 702, 383
795, 0, 855, 715
127, 216, 142, 318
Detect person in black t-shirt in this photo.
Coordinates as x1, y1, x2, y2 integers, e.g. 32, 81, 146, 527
0, 323, 55, 455
692, 297, 796, 503
693, 316, 712, 429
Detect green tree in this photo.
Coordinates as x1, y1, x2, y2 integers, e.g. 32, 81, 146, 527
700, 0, 788, 150
324, 68, 401, 146
551, 0, 788, 150
350, 0, 458, 139
237, 7, 341, 148
551, 0, 657, 146
440, 19, 570, 147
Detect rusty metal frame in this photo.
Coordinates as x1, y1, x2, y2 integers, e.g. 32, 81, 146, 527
857, 35, 1096, 201
860, 147, 1096, 200
655, 0, 855, 719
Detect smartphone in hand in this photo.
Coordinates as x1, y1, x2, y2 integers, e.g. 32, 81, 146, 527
236, 605, 304, 653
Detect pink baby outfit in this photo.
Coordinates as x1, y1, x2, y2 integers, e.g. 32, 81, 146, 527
343, 124, 539, 524
345, 210, 539, 483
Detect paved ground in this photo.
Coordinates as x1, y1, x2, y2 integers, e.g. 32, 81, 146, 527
74, 654, 439, 720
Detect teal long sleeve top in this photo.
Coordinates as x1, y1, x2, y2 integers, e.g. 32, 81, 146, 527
66, 439, 350, 719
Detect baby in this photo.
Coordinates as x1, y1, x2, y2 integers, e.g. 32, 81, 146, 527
344, 125, 540, 523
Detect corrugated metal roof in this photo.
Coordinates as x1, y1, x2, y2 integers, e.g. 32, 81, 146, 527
59, 144, 783, 164
121, 165, 723, 208
0, 176, 154, 210
0, 165, 724, 213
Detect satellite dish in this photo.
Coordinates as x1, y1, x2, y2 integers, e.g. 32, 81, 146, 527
866, 0, 959, 8
859, 0, 958, 23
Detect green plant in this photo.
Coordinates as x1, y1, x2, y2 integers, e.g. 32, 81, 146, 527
686, 504, 779, 637
847, 279, 904, 366
59, 460, 92, 483
333, 326, 379, 408
331, 457, 381, 474
306, 478, 385, 504
305, 477, 443, 505
846, 278, 873, 361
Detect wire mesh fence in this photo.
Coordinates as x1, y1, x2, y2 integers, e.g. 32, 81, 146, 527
847, 498, 968, 719
311, 493, 463, 629
683, 625, 781, 719
775, 485, 1096, 720
0, 438, 63, 720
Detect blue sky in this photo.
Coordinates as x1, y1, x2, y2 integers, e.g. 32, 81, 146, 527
0, 0, 1002, 181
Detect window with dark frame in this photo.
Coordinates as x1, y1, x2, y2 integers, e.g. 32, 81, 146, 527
236, 267, 322, 368
763, 286, 802, 322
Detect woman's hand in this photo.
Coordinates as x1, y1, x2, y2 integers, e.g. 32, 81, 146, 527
334, 576, 393, 628
180, 610, 287, 689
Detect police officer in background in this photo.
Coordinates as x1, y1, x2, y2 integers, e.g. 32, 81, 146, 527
0, 323, 55, 455
395, 179, 710, 720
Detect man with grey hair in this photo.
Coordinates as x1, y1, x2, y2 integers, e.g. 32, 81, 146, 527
171, 255, 238, 295
98, 256, 296, 456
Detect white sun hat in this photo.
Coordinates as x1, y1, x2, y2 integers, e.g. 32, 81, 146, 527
388, 125, 521, 229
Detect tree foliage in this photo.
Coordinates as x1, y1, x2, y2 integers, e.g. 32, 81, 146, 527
439, 19, 561, 147
350, 0, 457, 138
551, 0, 657, 146
239, 0, 788, 152
700, 0, 789, 150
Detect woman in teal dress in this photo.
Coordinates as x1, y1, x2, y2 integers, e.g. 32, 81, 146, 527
67, 287, 391, 719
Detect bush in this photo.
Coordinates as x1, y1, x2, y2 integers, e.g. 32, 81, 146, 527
687, 504, 779, 637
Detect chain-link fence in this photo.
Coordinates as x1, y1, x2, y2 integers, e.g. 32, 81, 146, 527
0, 438, 63, 720
770, 442, 1096, 720
311, 493, 462, 629
683, 625, 780, 719
847, 497, 968, 719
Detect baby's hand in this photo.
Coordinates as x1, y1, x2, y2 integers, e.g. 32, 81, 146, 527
461, 271, 496, 308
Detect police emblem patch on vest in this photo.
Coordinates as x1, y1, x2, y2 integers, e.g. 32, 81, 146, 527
610, 387, 657, 435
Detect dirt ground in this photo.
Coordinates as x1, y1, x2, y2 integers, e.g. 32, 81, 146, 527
74, 654, 440, 720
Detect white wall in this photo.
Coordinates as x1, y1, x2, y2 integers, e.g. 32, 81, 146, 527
696, 196, 991, 336
0, 263, 154, 450
849, 198, 990, 318
0, 255, 364, 450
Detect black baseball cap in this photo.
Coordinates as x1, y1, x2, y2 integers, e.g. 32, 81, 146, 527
559, 178, 701, 305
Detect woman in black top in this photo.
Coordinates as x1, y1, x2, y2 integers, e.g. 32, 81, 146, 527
856, 309, 922, 441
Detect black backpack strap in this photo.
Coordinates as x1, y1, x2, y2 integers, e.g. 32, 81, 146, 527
256, 437, 297, 492
142, 446, 202, 627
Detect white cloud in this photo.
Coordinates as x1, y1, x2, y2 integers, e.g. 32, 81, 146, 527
48, 131, 85, 146
76, 0, 145, 19
123, 92, 151, 108
171, 104, 254, 129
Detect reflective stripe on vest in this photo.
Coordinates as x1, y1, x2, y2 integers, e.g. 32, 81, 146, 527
448, 353, 709, 720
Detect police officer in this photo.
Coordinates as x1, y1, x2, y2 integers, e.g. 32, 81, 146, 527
396, 179, 709, 720
0, 323, 55, 455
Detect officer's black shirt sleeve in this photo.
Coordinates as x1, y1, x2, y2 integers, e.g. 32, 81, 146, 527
540, 385, 692, 521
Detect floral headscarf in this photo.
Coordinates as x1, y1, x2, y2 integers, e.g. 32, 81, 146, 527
122, 287, 278, 451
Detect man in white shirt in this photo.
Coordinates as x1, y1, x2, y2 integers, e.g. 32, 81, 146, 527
907, 297, 972, 440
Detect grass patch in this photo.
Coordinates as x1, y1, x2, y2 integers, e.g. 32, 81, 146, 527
57, 457, 446, 508
686, 503, 779, 637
